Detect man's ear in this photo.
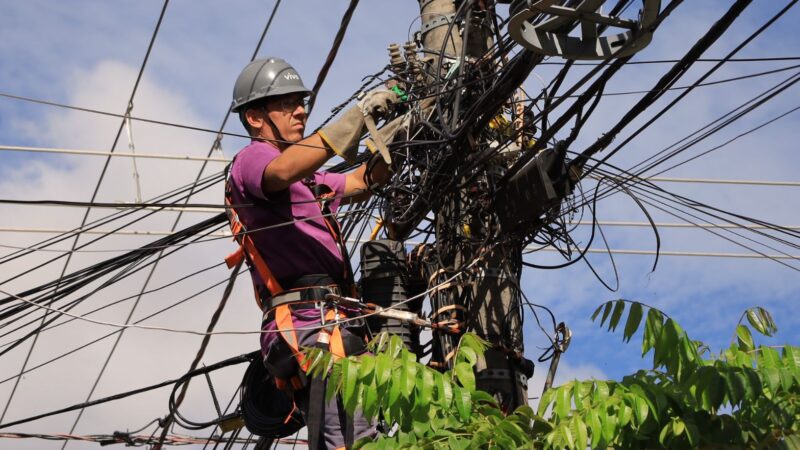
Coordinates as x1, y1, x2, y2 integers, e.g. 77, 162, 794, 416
244, 107, 265, 131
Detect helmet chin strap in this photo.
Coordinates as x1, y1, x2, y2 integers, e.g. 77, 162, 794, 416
265, 117, 288, 150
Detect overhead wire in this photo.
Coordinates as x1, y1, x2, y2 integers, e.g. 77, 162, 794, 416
577, 0, 796, 178
307, 0, 360, 114
63, 0, 286, 438
3, 0, 796, 440
0, 0, 173, 427
0, 272, 241, 388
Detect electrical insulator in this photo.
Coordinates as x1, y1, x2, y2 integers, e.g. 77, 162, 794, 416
387, 43, 404, 74
403, 41, 424, 84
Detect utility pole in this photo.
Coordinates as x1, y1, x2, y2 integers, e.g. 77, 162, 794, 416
415, 0, 531, 411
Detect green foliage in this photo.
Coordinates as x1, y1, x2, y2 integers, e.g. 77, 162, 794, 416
307, 302, 799, 449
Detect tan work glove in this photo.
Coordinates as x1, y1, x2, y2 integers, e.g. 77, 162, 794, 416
364, 114, 410, 164
318, 90, 400, 164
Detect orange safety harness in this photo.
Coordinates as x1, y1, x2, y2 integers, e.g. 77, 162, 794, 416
224, 161, 361, 448
223, 162, 354, 366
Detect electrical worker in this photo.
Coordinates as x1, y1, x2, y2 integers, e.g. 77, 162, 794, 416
224, 58, 398, 449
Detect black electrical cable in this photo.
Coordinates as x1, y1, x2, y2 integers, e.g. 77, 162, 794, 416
632, 73, 800, 177
578, 0, 793, 179
0, 217, 230, 358
0, 273, 241, 388
3, 0, 174, 426
307, 0, 360, 114
580, 71, 800, 212
0, 352, 256, 430
0, 262, 225, 348
0, 171, 224, 269
536, 56, 800, 66
155, 259, 243, 444
650, 103, 800, 177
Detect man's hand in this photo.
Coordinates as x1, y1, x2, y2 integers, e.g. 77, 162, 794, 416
358, 90, 399, 119
318, 89, 400, 163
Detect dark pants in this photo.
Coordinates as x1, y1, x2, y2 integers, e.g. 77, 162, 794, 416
292, 318, 376, 449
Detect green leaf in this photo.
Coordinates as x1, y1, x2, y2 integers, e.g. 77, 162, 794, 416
618, 404, 633, 427
453, 386, 471, 421
572, 381, 584, 412
573, 416, 588, 450
725, 367, 746, 406
672, 418, 685, 437
631, 393, 649, 426
685, 420, 700, 447
784, 345, 800, 369
594, 380, 610, 400
459, 333, 489, 355
778, 367, 794, 392
659, 423, 671, 446
591, 303, 606, 322
609, 300, 626, 332
599, 301, 614, 327
744, 368, 763, 398
759, 346, 782, 369
656, 319, 679, 370
416, 367, 434, 411
556, 385, 571, 418
623, 302, 644, 343
458, 347, 478, 366
375, 352, 391, 387
400, 352, 417, 398
388, 365, 402, 406
539, 385, 555, 416
586, 409, 602, 448
737, 325, 755, 352
601, 410, 615, 444
447, 435, 468, 450
643, 309, 664, 357
454, 362, 475, 392
341, 358, 359, 413
436, 371, 453, 409
359, 354, 376, 384
747, 307, 777, 337
363, 380, 379, 420
561, 422, 575, 449
387, 335, 404, 358
762, 367, 781, 393
760, 308, 777, 335
497, 420, 528, 445
780, 434, 800, 450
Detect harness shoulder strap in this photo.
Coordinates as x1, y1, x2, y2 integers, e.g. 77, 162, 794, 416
302, 178, 357, 296
224, 159, 285, 308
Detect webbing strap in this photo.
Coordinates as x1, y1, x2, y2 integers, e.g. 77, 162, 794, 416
304, 181, 357, 297
307, 343, 328, 450
275, 304, 308, 370
224, 193, 285, 309
323, 309, 346, 360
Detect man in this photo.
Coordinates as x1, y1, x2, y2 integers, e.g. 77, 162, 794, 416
225, 58, 397, 449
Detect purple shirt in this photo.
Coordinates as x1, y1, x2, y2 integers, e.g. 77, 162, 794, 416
229, 140, 347, 283
228, 140, 347, 350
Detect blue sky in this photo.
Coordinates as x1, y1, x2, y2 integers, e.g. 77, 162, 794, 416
0, 1, 798, 448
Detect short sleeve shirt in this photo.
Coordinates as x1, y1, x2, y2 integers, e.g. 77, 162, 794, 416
228, 140, 347, 289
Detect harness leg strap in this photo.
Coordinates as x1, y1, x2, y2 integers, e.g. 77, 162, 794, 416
307, 341, 329, 450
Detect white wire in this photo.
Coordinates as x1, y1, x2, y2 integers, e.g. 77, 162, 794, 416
0, 257, 479, 336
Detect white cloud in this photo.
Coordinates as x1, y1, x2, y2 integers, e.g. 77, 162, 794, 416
0, 3, 798, 449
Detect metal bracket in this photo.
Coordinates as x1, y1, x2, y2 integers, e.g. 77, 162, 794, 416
508, 0, 661, 60
420, 12, 456, 36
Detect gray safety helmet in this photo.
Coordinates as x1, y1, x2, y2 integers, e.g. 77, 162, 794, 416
231, 57, 312, 113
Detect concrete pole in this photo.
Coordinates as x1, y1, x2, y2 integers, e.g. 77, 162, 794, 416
417, 0, 529, 411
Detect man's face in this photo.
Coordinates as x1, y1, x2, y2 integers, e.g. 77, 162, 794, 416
263, 93, 308, 144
